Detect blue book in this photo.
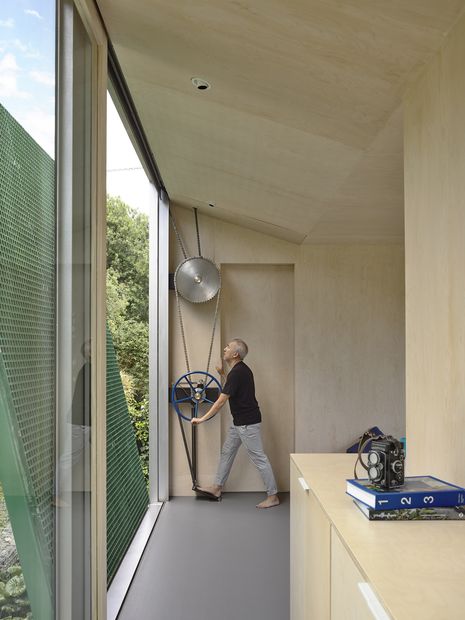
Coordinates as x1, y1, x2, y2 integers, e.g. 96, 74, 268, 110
346, 476, 465, 510
353, 499, 465, 520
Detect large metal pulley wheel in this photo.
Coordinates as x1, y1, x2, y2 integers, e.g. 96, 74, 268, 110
171, 371, 222, 421
174, 257, 221, 303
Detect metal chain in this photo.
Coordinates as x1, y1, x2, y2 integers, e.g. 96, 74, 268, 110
194, 207, 202, 257
169, 209, 188, 260
174, 280, 191, 373
205, 285, 221, 374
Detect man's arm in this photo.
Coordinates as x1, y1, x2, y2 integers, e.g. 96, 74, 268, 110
191, 392, 229, 425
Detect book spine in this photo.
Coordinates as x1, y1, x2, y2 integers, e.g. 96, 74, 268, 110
374, 490, 465, 510
366, 507, 465, 520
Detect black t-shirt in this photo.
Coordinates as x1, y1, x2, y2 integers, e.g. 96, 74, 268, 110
222, 361, 262, 426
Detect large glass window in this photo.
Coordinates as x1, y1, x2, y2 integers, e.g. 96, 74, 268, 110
105, 90, 152, 585
1, 1, 107, 617
0, 2, 56, 619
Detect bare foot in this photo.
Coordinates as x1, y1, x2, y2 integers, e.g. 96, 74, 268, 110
256, 494, 280, 509
197, 485, 222, 498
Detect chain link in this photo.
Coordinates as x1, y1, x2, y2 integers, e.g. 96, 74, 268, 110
174, 281, 191, 374
169, 209, 188, 260
194, 207, 202, 257
206, 285, 221, 374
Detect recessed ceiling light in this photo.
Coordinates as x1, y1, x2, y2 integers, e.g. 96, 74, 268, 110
191, 77, 211, 91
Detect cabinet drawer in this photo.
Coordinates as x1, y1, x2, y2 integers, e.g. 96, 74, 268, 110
290, 462, 330, 620
331, 528, 391, 620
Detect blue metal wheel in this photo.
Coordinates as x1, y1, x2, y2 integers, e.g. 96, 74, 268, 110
171, 371, 222, 421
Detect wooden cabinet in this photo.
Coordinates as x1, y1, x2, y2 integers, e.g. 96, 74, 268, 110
290, 461, 330, 620
331, 529, 389, 620
290, 455, 391, 620
291, 454, 465, 620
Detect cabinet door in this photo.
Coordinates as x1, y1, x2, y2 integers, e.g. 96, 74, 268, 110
331, 528, 391, 620
290, 462, 330, 620
290, 462, 308, 620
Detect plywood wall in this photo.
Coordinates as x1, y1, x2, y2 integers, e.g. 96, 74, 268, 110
169, 206, 405, 494
220, 264, 294, 492
295, 245, 405, 453
404, 12, 465, 485
169, 210, 297, 496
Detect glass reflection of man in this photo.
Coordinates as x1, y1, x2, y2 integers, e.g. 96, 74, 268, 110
54, 340, 91, 507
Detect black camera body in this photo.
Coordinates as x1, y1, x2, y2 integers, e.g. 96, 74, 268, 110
367, 437, 405, 489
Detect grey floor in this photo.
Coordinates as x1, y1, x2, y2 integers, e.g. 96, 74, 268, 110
118, 492, 290, 620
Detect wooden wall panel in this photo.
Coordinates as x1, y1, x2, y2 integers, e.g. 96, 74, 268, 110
404, 11, 465, 484
220, 264, 294, 492
295, 245, 405, 453
169, 207, 405, 494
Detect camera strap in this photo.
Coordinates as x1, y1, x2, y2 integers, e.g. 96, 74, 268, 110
353, 430, 386, 480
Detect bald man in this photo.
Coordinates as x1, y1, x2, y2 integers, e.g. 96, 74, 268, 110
192, 338, 279, 509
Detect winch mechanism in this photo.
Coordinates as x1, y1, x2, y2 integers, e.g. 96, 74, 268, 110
170, 208, 222, 499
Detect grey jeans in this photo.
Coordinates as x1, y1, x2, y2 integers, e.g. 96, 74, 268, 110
215, 423, 278, 496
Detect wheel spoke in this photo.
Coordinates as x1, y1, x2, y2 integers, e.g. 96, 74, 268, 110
175, 395, 193, 403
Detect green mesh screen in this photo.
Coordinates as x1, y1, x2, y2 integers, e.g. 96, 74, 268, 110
0, 103, 55, 617
0, 101, 148, 596
106, 325, 149, 583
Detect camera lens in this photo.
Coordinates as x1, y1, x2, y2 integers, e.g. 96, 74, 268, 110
368, 451, 380, 465
369, 466, 380, 480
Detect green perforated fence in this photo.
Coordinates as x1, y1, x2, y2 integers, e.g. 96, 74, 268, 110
0, 101, 149, 600
106, 325, 149, 583
0, 102, 55, 618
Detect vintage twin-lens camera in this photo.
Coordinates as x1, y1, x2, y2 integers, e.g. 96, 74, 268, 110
367, 437, 405, 489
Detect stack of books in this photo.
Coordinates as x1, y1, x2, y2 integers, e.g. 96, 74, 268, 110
346, 475, 465, 520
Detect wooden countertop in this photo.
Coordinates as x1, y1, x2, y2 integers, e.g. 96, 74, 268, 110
291, 453, 465, 620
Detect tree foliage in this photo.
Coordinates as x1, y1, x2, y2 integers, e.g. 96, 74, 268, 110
107, 195, 149, 479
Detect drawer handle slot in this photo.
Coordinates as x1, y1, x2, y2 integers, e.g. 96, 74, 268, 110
298, 477, 310, 491
358, 582, 390, 620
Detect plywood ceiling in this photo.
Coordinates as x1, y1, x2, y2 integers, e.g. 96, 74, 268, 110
97, 0, 465, 243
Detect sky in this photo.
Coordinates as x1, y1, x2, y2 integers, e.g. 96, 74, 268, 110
0, 0, 152, 214
0, 0, 55, 157
106, 93, 154, 216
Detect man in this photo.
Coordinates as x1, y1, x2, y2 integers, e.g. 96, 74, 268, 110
191, 338, 279, 509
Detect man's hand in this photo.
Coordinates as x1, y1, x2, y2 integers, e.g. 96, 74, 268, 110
191, 393, 229, 426
216, 362, 225, 376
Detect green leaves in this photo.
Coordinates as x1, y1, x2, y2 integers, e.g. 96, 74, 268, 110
107, 196, 149, 481
107, 196, 149, 323
5, 575, 26, 598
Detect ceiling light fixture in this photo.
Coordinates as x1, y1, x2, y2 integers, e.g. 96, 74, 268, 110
191, 77, 211, 91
